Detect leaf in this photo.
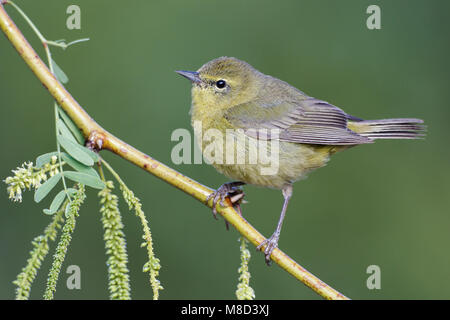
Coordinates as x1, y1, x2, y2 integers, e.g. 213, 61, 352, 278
34, 173, 61, 203
63, 171, 105, 189
57, 119, 76, 143
65, 200, 72, 218
58, 107, 84, 144
83, 147, 100, 163
42, 189, 65, 215
51, 58, 69, 84
61, 153, 99, 178
36, 151, 58, 168
42, 188, 77, 215
43, 209, 55, 215
57, 134, 94, 166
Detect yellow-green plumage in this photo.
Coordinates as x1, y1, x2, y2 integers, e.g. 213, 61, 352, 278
177, 56, 425, 263
189, 57, 350, 189
212, 140, 336, 189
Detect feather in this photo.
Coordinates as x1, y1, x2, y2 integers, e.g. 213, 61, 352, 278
349, 118, 426, 140
224, 97, 373, 145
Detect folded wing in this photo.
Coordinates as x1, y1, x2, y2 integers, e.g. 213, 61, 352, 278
224, 97, 372, 145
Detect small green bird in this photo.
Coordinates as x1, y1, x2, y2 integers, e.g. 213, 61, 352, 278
176, 57, 425, 264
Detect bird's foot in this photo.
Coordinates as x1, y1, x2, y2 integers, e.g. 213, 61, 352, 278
257, 232, 280, 265
206, 181, 246, 220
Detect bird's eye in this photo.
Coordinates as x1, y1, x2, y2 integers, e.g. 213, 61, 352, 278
215, 80, 226, 89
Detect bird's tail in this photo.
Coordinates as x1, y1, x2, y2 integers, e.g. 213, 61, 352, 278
348, 118, 426, 140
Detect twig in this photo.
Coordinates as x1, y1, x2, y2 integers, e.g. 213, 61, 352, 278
0, 3, 349, 300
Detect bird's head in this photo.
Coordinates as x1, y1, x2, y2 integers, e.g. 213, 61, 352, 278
176, 57, 262, 110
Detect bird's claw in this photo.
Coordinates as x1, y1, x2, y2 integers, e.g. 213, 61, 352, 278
206, 182, 245, 220
257, 233, 280, 265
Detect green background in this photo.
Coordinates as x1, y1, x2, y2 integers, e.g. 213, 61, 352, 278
1, 0, 449, 300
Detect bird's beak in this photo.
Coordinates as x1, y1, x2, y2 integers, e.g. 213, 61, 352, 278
175, 70, 201, 84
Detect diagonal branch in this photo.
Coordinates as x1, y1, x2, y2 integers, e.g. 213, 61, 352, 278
0, 3, 349, 300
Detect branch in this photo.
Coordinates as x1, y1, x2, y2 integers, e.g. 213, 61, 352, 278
0, 3, 349, 300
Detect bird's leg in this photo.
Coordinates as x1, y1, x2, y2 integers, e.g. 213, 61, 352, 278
206, 181, 246, 220
257, 184, 293, 265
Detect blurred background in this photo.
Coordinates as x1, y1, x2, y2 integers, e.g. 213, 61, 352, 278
1, 0, 449, 300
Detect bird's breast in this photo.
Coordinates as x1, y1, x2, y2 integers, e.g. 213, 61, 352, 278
190, 105, 334, 189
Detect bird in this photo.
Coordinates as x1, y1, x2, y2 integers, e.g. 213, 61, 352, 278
176, 56, 425, 264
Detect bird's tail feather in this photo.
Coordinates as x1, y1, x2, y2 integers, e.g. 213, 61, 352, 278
348, 118, 426, 140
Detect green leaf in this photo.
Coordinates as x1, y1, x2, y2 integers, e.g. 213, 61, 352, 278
83, 147, 100, 163
57, 119, 76, 143
57, 134, 94, 166
51, 58, 69, 84
65, 200, 72, 218
63, 171, 105, 189
34, 173, 61, 203
36, 151, 58, 168
43, 190, 63, 214
43, 209, 55, 215
42, 188, 77, 215
61, 153, 99, 178
58, 107, 84, 145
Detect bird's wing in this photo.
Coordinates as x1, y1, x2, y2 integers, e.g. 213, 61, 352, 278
223, 97, 372, 145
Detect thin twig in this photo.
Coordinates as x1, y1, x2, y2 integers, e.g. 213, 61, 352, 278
0, 3, 349, 300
